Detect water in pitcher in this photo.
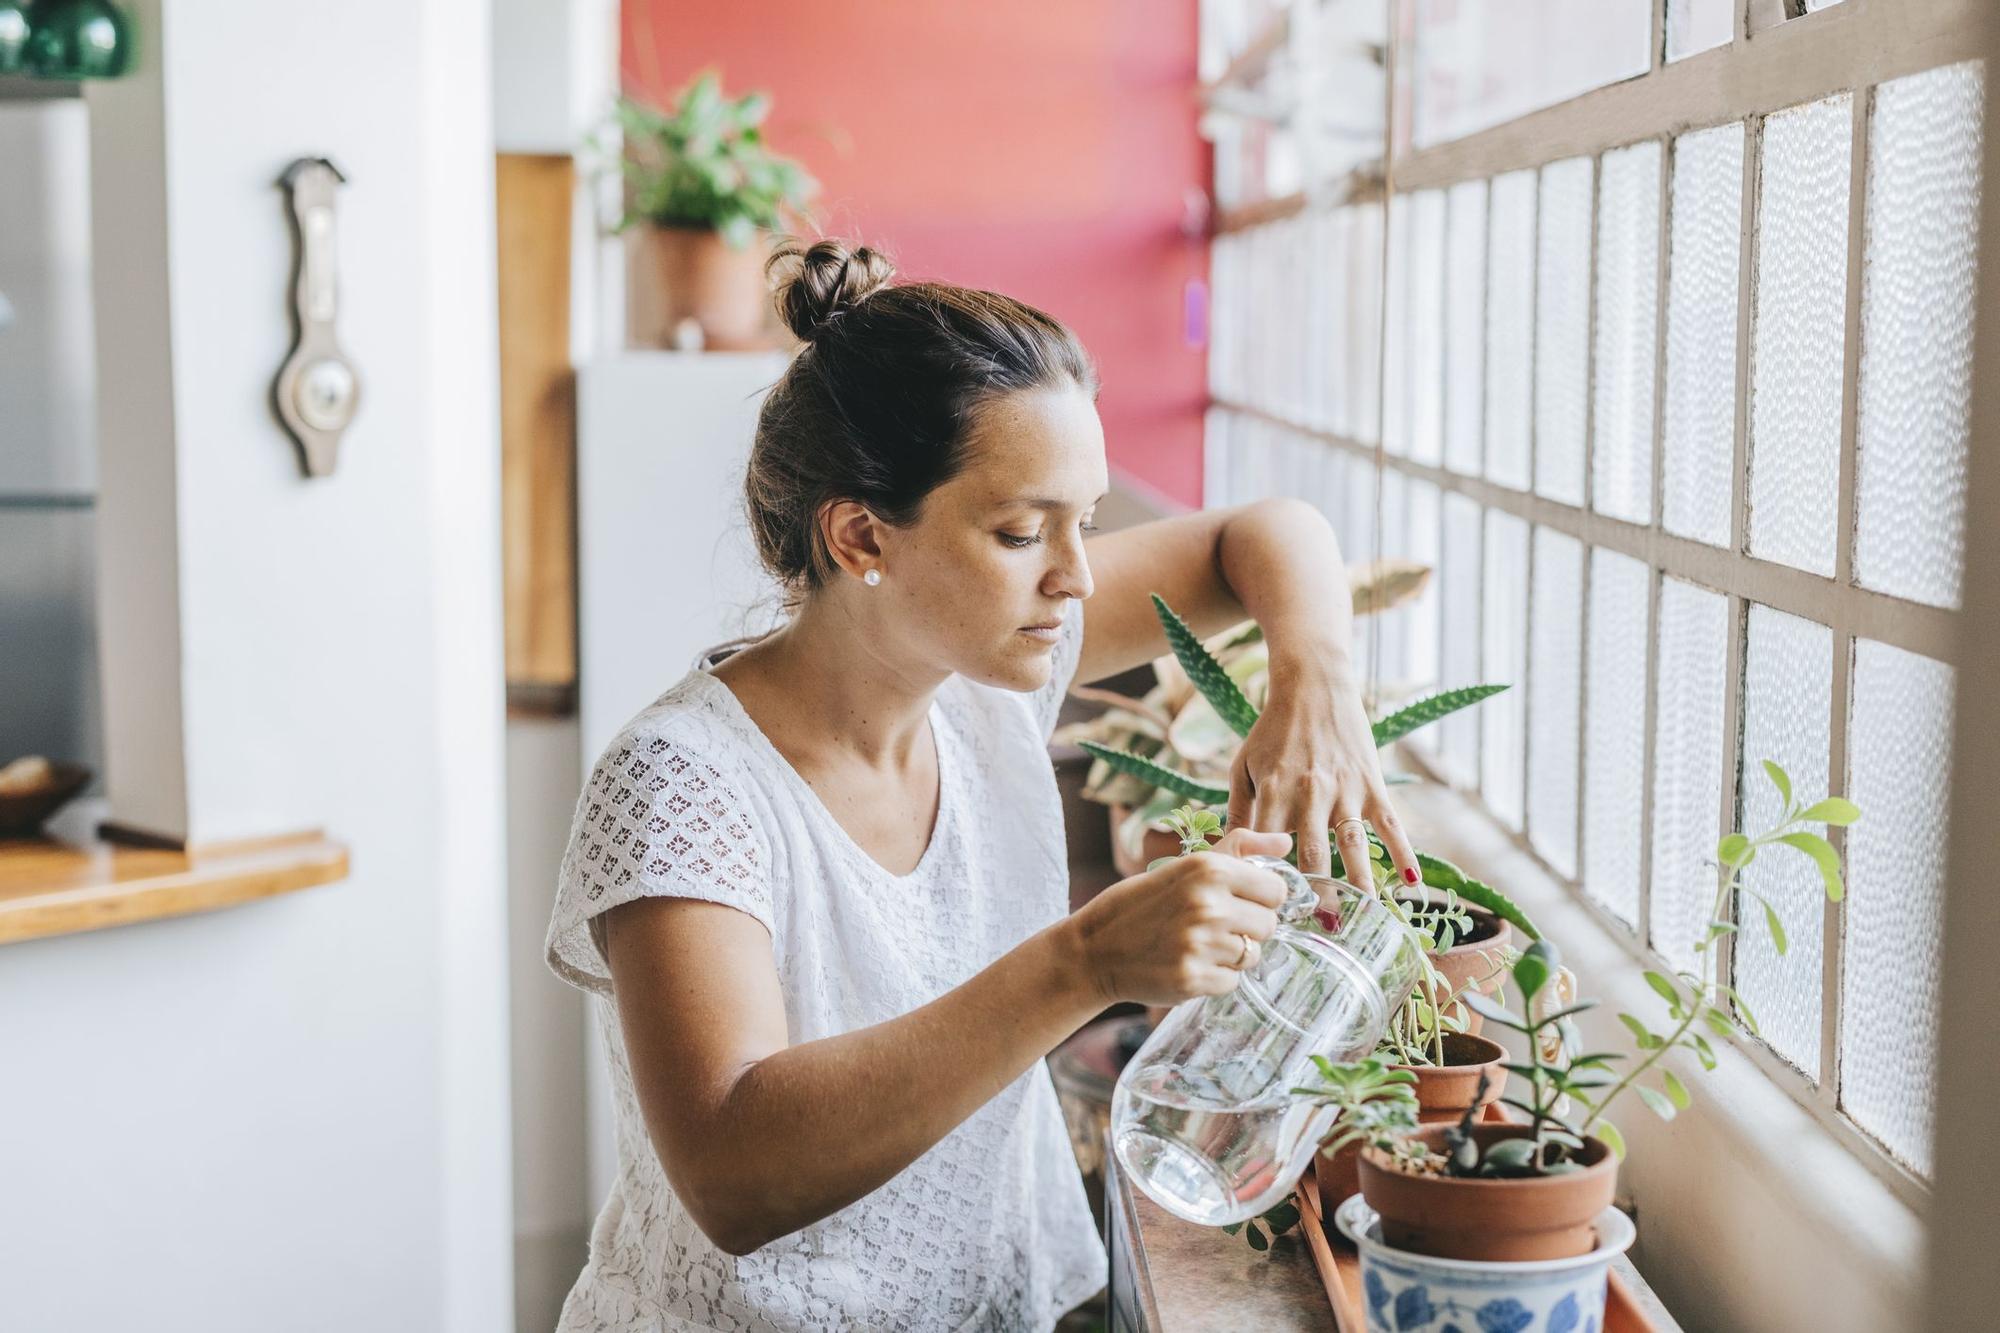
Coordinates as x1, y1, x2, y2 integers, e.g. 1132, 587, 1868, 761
1109, 859, 1425, 1226
1110, 1005, 1379, 1226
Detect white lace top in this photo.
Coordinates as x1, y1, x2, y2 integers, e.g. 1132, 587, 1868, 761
545, 603, 1106, 1332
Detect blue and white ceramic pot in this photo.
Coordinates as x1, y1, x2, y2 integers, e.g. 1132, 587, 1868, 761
1333, 1193, 1636, 1333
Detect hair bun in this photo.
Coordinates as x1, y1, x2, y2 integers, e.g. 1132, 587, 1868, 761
768, 239, 896, 342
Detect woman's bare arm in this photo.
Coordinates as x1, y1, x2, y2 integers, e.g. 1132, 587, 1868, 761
602, 836, 1289, 1255
1074, 497, 1353, 687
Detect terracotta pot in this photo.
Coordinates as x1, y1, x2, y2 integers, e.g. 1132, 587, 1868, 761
1107, 803, 1182, 880
635, 225, 773, 350
1404, 899, 1515, 1038
1357, 1123, 1619, 1262
1315, 1032, 1508, 1216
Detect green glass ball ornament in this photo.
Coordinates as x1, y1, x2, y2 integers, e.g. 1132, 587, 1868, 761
25, 0, 134, 80
0, 1, 33, 74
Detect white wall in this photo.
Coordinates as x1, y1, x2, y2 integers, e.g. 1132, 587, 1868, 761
0, 3, 513, 1329
507, 713, 591, 1330
487, 4, 622, 1323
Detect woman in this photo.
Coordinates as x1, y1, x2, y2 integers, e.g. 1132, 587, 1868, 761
545, 239, 1419, 1331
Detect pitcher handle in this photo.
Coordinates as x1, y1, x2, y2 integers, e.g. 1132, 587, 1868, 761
1240, 853, 1323, 924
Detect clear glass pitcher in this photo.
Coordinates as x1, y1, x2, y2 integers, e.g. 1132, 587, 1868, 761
1110, 855, 1426, 1226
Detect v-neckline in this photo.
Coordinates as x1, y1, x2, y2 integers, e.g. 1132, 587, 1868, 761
694, 667, 955, 885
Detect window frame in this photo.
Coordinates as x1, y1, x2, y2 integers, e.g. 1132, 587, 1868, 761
1202, 0, 1984, 1208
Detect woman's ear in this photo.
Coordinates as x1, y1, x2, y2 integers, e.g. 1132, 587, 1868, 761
818, 499, 885, 583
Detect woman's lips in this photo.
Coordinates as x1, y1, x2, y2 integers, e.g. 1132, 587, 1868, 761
1020, 624, 1062, 643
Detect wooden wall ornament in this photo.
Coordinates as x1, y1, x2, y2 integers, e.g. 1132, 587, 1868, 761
274, 157, 360, 477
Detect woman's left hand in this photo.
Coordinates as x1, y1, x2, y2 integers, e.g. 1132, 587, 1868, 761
1226, 654, 1420, 892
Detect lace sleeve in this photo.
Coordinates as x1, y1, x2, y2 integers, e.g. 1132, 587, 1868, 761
545, 723, 775, 996
1029, 600, 1087, 743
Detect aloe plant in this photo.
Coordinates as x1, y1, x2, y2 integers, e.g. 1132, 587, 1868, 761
1073, 591, 1512, 887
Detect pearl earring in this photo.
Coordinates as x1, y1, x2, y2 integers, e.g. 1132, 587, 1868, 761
863, 569, 882, 586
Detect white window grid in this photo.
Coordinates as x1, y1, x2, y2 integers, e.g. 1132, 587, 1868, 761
1202, 0, 1985, 1199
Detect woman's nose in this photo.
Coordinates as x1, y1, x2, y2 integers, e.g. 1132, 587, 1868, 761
1047, 540, 1094, 601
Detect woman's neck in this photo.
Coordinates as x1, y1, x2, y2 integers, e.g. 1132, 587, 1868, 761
712, 595, 944, 770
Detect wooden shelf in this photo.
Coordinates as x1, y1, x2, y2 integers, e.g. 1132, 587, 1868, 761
0, 830, 349, 945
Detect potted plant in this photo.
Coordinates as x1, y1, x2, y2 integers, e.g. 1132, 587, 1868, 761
1308, 761, 1856, 1330
608, 72, 818, 350
1305, 843, 1521, 1213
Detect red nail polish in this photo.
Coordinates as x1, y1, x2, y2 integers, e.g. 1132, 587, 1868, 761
1402, 866, 1420, 884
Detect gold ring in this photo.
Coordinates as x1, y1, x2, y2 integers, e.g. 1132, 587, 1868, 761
1333, 817, 1367, 841
1233, 934, 1253, 969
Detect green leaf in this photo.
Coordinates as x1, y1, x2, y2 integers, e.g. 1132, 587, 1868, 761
1762, 759, 1793, 809
1481, 1137, 1540, 1173
1152, 594, 1260, 737
1618, 1012, 1663, 1050
1718, 833, 1750, 866
1643, 970, 1681, 1007
1777, 831, 1846, 903
1513, 950, 1551, 1005
1689, 1033, 1718, 1070
1661, 1068, 1692, 1110
1798, 797, 1861, 827
1371, 684, 1509, 748
1636, 1085, 1677, 1121
1703, 1007, 1740, 1039
1414, 850, 1467, 891
1247, 1224, 1269, 1251
1595, 1117, 1627, 1159
1723, 987, 1762, 1037
1762, 898, 1788, 956
1076, 741, 1230, 805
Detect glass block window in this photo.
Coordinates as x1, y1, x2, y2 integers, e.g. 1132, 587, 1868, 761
1593, 140, 1662, 525
1201, 0, 1981, 1182
1842, 640, 1954, 1175
1662, 122, 1743, 546
1736, 606, 1834, 1080
1855, 63, 1986, 609
1747, 94, 1851, 577
1485, 171, 1538, 491
1582, 550, 1651, 926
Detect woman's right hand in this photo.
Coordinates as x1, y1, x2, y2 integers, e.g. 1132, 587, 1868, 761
1068, 828, 1295, 1005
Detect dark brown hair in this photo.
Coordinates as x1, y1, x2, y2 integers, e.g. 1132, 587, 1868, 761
746, 238, 1099, 600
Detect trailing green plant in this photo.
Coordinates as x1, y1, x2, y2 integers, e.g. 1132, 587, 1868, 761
1293, 1055, 1424, 1163
604, 73, 817, 246
1571, 760, 1856, 1150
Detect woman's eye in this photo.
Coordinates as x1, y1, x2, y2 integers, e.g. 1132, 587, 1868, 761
1081, 520, 1099, 533
1000, 531, 1042, 548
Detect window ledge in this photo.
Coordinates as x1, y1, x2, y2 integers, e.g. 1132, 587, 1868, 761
0, 830, 349, 945
1392, 776, 1923, 1333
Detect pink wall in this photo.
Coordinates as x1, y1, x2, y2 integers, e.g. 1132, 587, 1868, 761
623, 0, 1211, 507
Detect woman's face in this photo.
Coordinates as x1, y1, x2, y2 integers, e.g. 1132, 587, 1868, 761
875, 383, 1107, 693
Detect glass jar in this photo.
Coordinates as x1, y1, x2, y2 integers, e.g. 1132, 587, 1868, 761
1110, 855, 1425, 1226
